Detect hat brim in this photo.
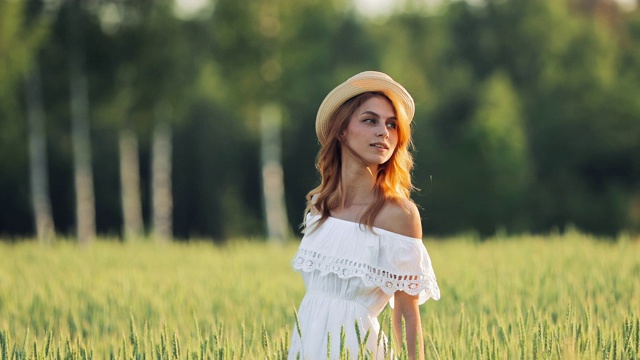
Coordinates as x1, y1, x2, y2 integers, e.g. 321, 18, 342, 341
315, 71, 415, 145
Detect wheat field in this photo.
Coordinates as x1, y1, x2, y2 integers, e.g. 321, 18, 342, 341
0, 231, 638, 359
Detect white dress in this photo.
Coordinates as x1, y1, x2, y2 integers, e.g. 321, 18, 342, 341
288, 215, 440, 360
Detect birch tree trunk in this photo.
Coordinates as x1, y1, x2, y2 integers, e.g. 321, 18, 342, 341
119, 125, 143, 241
25, 63, 55, 244
68, 0, 95, 244
151, 105, 173, 242
260, 103, 289, 243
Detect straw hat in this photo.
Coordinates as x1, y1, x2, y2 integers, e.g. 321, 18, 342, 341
315, 71, 415, 145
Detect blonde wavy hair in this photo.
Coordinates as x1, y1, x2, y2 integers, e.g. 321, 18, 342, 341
304, 92, 416, 230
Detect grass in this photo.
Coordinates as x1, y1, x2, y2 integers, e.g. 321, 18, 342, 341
0, 231, 638, 359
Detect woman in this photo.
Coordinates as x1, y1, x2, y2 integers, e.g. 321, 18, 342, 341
288, 71, 440, 360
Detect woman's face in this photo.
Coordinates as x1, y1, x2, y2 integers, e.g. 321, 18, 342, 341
341, 95, 398, 167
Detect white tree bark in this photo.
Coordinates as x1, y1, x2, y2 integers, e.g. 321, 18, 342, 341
119, 125, 143, 241
25, 63, 55, 244
68, 0, 95, 244
151, 105, 173, 242
260, 103, 289, 243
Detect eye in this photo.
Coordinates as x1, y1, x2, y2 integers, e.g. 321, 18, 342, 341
386, 121, 398, 129
362, 118, 376, 124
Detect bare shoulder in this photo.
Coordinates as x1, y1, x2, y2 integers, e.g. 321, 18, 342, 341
375, 198, 422, 239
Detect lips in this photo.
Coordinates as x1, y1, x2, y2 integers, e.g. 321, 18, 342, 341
370, 142, 389, 150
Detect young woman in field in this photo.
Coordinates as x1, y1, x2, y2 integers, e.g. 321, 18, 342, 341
288, 71, 440, 360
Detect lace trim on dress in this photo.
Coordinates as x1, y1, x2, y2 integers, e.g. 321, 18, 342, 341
292, 248, 438, 297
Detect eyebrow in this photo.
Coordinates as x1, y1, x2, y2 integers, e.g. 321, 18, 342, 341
360, 111, 397, 121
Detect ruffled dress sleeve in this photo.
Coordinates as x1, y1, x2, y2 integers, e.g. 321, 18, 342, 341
293, 215, 440, 307
375, 229, 441, 307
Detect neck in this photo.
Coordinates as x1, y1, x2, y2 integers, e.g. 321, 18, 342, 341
340, 160, 377, 207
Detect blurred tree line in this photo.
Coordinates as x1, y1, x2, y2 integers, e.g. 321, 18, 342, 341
0, 0, 639, 242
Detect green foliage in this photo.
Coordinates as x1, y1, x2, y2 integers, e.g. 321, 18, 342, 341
0, 1, 48, 113
411, 0, 640, 236
1, 0, 640, 239
0, 235, 638, 359
467, 71, 531, 230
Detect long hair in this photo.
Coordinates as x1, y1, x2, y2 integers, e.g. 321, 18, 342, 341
304, 92, 416, 230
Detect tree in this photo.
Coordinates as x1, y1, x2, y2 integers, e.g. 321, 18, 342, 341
210, 0, 292, 242
107, 67, 144, 241
259, 102, 289, 243
151, 105, 173, 242
92, 1, 146, 241
467, 72, 531, 232
67, 0, 96, 244
25, 62, 55, 244
256, 1, 290, 243
131, 1, 200, 242
0, 1, 52, 240
90, 0, 197, 242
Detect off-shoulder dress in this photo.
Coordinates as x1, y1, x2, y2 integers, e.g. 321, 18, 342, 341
288, 214, 440, 360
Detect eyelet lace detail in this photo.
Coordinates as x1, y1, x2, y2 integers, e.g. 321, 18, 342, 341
292, 248, 439, 298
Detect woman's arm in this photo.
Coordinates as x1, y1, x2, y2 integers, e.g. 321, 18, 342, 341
393, 291, 425, 360
383, 199, 425, 359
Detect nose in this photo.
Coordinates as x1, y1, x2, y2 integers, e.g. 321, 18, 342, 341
377, 124, 389, 138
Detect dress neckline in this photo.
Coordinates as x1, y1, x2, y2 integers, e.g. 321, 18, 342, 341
317, 215, 423, 242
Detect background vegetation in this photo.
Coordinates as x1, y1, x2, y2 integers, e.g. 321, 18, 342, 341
1, 0, 639, 242
0, 234, 638, 359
